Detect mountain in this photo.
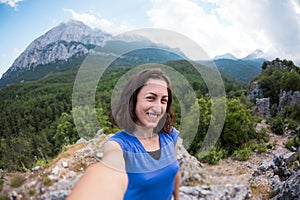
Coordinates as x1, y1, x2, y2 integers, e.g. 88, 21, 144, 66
242, 49, 266, 60
0, 20, 185, 88
2, 20, 110, 78
214, 53, 237, 60
205, 50, 267, 83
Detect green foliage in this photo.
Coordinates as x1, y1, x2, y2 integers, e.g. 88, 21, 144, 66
269, 114, 284, 135
285, 135, 300, 150
257, 143, 268, 153
0, 195, 8, 200
280, 71, 300, 91
232, 146, 252, 161
188, 97, 212, 155
0, 178, 3, 192
200, 145, 227, 165
0, 71, 75, 170
288, 120, 298, 130
221, 98, 255, 152
53, 112, 78, 151
29, 190, 35, 196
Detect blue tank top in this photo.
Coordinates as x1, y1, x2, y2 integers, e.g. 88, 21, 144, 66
108, 127, 179, 200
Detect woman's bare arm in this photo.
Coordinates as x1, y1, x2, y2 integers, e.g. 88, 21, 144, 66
173, 170, 180, 200
173, 142, 180, 200
67, 141, 127, 200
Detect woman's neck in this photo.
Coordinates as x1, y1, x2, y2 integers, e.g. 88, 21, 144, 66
133, 126, 156, 139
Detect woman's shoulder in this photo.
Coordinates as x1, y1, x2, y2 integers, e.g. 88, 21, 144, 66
165, 126, 179, 139
107, 130, 137, 151
160, 126, 179, 146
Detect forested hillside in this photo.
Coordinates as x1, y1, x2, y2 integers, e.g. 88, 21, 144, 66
0, 57, 245, 171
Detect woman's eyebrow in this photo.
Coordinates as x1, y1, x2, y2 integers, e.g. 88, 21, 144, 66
146, 92, 157, 96
145, 92, 168, 99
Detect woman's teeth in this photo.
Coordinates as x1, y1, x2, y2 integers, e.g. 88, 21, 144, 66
148, 113, 159, 118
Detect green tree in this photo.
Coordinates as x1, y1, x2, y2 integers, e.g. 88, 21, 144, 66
221, 98, 255, 152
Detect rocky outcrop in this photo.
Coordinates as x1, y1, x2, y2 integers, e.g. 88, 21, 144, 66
263, 60, 290, 71
250, 152, 300, 200
248, 81, 264, 103
254, 97, 270, 117
278, 90, 300, 115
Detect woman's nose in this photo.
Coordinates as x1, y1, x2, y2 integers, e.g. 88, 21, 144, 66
152, 104, 161, 113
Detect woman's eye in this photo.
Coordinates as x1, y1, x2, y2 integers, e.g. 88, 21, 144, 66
161, 98, 168, 104
146, 96, 155, 100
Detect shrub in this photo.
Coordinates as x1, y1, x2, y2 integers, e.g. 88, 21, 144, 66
200, 146, 228, 165
285, 137, 300, 150
288, 120, 298, 130
232, 147, 252, 161
29, 190, 35, 196
221, 98, 255, 152
257, 143, 267, 153
270, 115, 284, 135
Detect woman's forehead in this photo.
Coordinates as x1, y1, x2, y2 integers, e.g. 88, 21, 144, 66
144, 79, 168, 87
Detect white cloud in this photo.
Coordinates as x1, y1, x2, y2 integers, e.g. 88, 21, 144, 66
0, 0, 23, 8
147, 0, 300, 63
147, 0, 260, 59
215, 0, 300, 61
63, 8, 136, 34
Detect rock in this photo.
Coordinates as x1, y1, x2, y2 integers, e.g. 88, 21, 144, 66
95, 151, 103, 160
278, 90, 300, 115
248, 81, 264, 103
294, 161, 300, 168
176, 137, 203, 186
62, 161, 68, 168
9, 191, 22, 200
254, 97, 270, 117
272, 154, 292, 181
75, 137, 88, 144
271, 170, 300, 200
283, 152, 297, 164
31, 166, 40, 172
51, 166, 60, 175
179, 184, 251, 200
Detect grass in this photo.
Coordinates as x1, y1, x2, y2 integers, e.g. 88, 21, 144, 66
49, 142, 86, 168
0, 178, 3, 192
10, 174, 26, 188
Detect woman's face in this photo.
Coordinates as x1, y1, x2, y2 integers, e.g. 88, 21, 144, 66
135, 78, 168, 129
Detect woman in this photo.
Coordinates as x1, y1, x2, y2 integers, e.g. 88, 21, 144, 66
68, 68, 180, 200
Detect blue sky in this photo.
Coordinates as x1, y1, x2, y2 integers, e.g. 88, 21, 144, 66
1, 0, 300, 77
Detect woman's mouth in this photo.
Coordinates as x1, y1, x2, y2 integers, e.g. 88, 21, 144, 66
147, 112, 160, 120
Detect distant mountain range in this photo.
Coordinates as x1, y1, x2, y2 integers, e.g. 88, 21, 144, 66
205, 49, 267, 83
0, 20, 268, 88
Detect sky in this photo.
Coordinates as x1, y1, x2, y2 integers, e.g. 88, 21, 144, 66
1, 0, 300, 77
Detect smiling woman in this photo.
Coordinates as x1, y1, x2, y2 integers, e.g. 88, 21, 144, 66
68, 68, 180, 200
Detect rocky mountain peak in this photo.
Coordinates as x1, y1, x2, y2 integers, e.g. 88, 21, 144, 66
242, 49, 266, 60
2, 20, 111, 78
33, 20, 110, 47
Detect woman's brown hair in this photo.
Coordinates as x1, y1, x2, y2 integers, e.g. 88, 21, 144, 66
111, 68, 175, 133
